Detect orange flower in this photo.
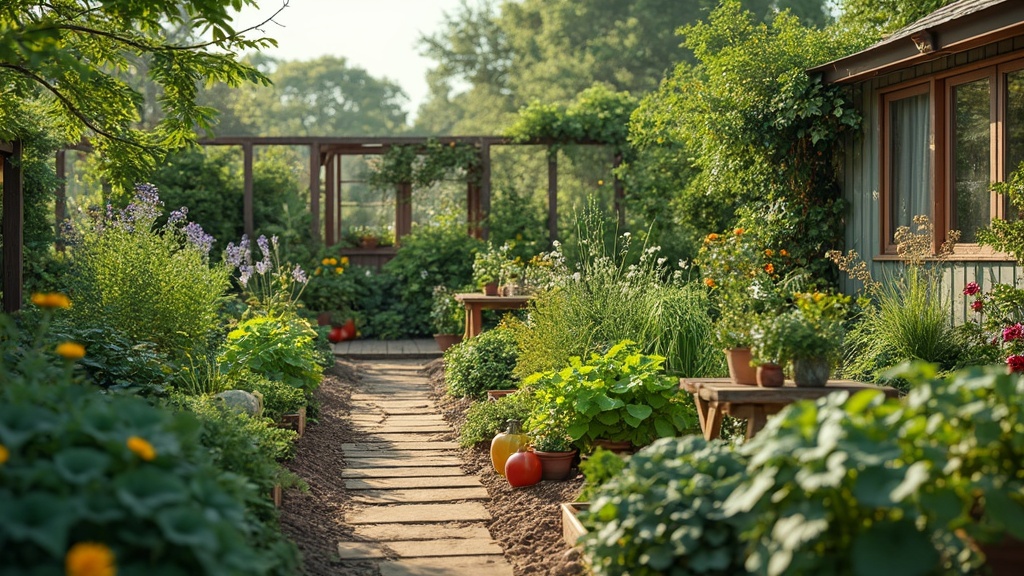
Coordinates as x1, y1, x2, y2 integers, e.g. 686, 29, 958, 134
31, 292, 71, 309
56, 342, 86, 360
705, 233, 719, 243
764, 263, 775, 274
734, 228, 744, 235
764, 249, 774, 257
704, 278, 716, 288
780, 249, 789, 257
0, 444, 8, 465
126, 436, 156, 461
320, 258, 330, 265
65, 542, 116, 576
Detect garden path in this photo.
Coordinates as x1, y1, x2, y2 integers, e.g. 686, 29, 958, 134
335, 359, 514, 575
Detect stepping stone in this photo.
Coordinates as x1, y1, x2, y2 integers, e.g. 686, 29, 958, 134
351, 425, 451, 434
352, 393, 432, 400
369, 401, 434, 409
343, 450, 455, 460
370, 433, 450, 443
349, 487, 490, 504
346, 502, 492, 524
387, 538, 503, 557
342, 467, 467, 479
342, 441, 457, 451
353, 523, 492, 541
337, 541, 387, 560
345, 476, 484, 490
377, 557, 514, 576
344, 456, 463, 468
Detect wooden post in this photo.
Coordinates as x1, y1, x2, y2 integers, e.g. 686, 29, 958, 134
242, 143, 254, 240
325, 154, 336, 246
309, 142, 321, 245
2, 141, 24, 313
480, 142, 491, 240
613, 152, 625, 228
396, 182, 412, 241
55, 149, 66, 252
467, 163, 482, 240
547, 147, 558, 244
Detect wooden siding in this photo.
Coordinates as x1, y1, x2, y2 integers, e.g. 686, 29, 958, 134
838, 38, 1023, 322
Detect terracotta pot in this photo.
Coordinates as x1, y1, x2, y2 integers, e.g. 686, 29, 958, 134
482, 282, 499, 296
535, 449, 578, 481
360, 237, 379, 249
433, 333, 462, 352
724, 348, 757, 385
756, 363, 785, 387
592, 439, 633, 454
486, 389, 518, 402
792, 357, 830, 387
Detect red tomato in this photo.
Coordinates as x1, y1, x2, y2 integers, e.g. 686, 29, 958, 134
504, 450, 542, 487
327, 326, 345, 343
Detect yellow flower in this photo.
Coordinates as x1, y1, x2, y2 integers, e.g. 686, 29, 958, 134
335, 267, 344, 274
314, 268, 322, 276
813, 292, 825, 302
126, 436, 156, 461
704, 278, 716, 288
597, 179, 604, 186
31, 292, 71, 309
56, 342, 86, 360
341, 256, 350, 266
321, 258, 330, 265
734, 228, 744, 235
328, 257, 338, 266
0, 444, 8, 465
449, 141, 456, 147
65, 542, 116, 576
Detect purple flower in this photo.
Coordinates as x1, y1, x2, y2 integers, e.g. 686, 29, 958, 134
291, 264, 308, 284
239, 264, 253, 287
168, 207, 188, 224
183, 222, 214, 255
257, 235, 270, 259
224, 235, 251, 269
255, 260, 271, 274
963, 282, 981, 296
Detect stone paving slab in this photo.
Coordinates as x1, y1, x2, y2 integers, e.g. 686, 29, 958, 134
337, 541, 387, 560
349, 487, 490, 504
346, 503, 492, 524
337, 538, 503, 560
343, 450, 455, 459
344, 456, 464, 468
365, 433, 450, 443
344, 476, 484, 490
353, 523, 493, 541
341, 467, 468, 478
351, 425, 451, 434
377, 557, 514, 576
342, 441, 458, 451
351, 393, 433, 400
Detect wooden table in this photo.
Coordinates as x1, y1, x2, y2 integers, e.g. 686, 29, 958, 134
453, 293, 532, 339
679, 378, 899, 441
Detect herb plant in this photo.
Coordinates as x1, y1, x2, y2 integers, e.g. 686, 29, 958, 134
458, 392, 536, 448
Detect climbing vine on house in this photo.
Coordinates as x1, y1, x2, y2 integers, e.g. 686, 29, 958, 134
368, 139, 481, 189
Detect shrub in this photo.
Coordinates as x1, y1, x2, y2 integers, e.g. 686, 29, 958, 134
458, 392, 536, 448
60, 326, 174, 396
576, 447, 627, 503
218, 312, 322, 396
581, 436, 751, 576
444, 325, 520, 399
61, 184, 229, 362
229, 371, 308, 421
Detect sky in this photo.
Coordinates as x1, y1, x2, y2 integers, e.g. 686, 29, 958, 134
232, 0, 467, 119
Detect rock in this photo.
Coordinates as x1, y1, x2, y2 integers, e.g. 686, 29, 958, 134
215, 389, 263, 417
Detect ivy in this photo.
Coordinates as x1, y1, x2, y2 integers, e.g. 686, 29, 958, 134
368, 138, 481, 189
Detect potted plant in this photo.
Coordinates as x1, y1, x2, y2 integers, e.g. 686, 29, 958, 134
768, 291, 849, 387
523, 340, 694, 451
750, 314, 785, 387
527, 415, 578, 481
430, 285, 464, 351
473, 242, 508, 295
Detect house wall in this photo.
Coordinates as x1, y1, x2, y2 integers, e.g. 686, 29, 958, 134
839, 36, 1024, 322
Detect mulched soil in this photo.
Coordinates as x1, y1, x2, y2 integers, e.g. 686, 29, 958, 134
279, 358, 587, 576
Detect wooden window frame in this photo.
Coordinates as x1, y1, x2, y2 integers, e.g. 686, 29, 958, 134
879, 82, 933, 255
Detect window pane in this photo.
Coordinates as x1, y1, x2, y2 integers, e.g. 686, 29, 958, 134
952, 78, 992, 243
889, 93, 931, 234
1006, 69, 1024, 219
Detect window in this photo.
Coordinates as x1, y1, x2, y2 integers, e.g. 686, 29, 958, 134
879, 57, 1024, 258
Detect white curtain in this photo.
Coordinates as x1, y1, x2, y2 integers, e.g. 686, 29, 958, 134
889, 93, 932, 233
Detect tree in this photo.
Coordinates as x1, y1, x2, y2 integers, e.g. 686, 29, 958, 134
0, 0, 277, 186
835, 0, 954, 37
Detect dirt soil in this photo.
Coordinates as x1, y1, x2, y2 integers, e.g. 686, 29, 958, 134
279, 359, 587, 576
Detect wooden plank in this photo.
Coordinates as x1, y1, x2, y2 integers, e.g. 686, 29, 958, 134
345, 476, 484, 490
349, 487, 490, 504
341, 467, 468, 478
346, 503, 492, 524
378, 557, 513, 576
353, 523, 491, 541
344, 456, 463, 468
342, 441, 457, 451
243, 142, 254, 240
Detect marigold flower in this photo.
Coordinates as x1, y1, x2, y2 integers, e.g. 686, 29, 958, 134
65, 542, 116, 576
31, 292, 71, 309
963, 281, 981, 296
703, 278, 716, 288
764, 263, 775, 274
335, 267, 344, 274
780, 249, 789, 257
734, 228, 744, 235
764, 249, 774, 257
328, 257, 338, 266
705, 233, 719, 243
971, 299, 984, 312
321, 258, 330, 265
1008, 354, 1024, 373
0, 444, 8, 465
126, 436, 156, 461
56, 342, 86, 360
341, 256, 350, 266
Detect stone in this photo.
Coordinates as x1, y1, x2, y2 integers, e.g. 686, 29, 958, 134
344, 476, 483, 490
349, 487, 490, 504
341, 467, 467, 479
346, 503, 492, 524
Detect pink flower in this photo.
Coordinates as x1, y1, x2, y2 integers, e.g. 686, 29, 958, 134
964, 282, 981, 296
971, 300, 984, 312
1003, 323, 1024, 342
1007, 355, 1024, 373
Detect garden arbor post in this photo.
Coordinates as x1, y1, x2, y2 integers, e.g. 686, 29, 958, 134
547, 147, 558, 244
243, 143, 254, 240
309, 141, 321, 245
2, 140, 24, 313
614, 152, 625, 227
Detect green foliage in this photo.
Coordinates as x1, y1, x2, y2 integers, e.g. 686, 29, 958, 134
581, 436, 751, 575
301, 251, 356, 314
978, 160, 1024, 263
444, 326, 520, 400
62, 184, 230, 363
472, 241, 509, 287
230, 371, 308, 422
430, 285, 464, 334
764, 291, 850, 364
458, 392, 536, 448
836, 0, 953, 38
223, 234, 310, 317
368, 139, 480, 188
505, 84, 637, 153
524, 341, 697, 449
61, 326, 175, 395
218, 312, 322, 396
0, 0, 273, 187
576, 447, 627, 503
512, 206, 722, 378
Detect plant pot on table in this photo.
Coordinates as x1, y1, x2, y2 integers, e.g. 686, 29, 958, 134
792, 357, 830, 387
482, 282, 499, 296
534, 449, 578, 481
756, 363, 785, 387
724, 347, 757, 385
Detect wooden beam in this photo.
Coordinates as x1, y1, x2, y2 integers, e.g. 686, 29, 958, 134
242, 143, 254, 240
55, 150, 66, 252
2, 141, 24, 313
547, 148, 558, 244
325, 154, 336, 246
309, 142, 321, 245
480, 143, 491, 241
613, 152, 625, 228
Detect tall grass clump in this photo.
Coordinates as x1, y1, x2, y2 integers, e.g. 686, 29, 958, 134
62, 184, 229, 361
513, 203, 721, 378
830, 216, 961, 387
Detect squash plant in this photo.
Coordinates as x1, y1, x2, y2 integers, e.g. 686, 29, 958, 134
524, 340, 696, 449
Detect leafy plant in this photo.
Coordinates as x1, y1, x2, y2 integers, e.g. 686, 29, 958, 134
473, 241, 509, 287
764, 291, 850, 366
430, 285, 464, 335
229, 371, 308, 422
444, 325, 520, 399
524, 341, 697, 449
58, 325, 174, 396
580, 436, 751, 575
299, 249, 356, 314
218, 312, 322, 397
458, 392, 536, 448
576, 447, 627, 503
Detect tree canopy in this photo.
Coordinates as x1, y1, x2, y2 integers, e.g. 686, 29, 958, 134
0, 0, 276, 186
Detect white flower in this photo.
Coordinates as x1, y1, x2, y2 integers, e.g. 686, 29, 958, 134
623, 232, 631, 237
657, 257, 667, 266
